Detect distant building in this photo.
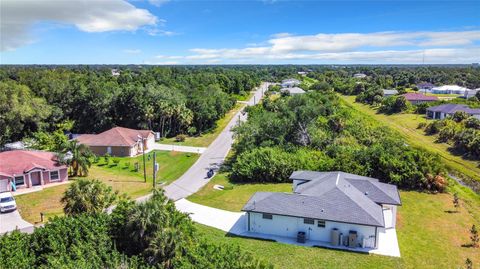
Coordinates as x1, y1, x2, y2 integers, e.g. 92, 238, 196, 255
281, 87, 305, 95
426, 104, 480, 120
281, 79, 301, 88
353, 73, 367, 79
297, 71, 308, 76
430, 85, 471, 95
402, 93, 438, 105
417, 82, 435, 93
1, 141, 27, 151
382, 89, 398, 97
111, 69, 120, 77
464, 89, 480, 99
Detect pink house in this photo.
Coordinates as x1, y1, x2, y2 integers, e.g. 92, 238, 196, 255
0, 150, 68, 192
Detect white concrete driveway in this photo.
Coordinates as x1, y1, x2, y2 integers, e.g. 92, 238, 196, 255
175, 199, 246, 234
0, 210, 34, 235
150, 144, 206, 154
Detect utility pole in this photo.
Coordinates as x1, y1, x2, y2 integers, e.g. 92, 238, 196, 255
138, 135, 147, 183
152, 151, 157, 188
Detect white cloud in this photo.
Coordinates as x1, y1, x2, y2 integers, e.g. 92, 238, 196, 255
123, 49, 142, 54
1, 0, 159, 51
163, 30, 480, 64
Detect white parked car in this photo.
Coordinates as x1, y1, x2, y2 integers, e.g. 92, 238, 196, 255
0, 192, 17, 213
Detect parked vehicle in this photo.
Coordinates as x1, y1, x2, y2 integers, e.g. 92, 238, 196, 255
207, 168, 214, 178
0, 192, 17, 213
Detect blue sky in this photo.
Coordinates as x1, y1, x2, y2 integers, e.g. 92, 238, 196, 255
1, 0, 480, 64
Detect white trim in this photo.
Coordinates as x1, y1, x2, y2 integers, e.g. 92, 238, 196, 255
49, 170, 61, 182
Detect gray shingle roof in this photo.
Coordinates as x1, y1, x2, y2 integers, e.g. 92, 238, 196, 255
242, 171, 401, 227
427, 104, 480, 115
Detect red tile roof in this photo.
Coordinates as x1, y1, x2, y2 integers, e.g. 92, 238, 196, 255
402, 93, 439, 101
75, 127, 153, 147
0, 150, 66, 178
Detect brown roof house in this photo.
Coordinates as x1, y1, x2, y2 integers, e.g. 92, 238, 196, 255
76, 127, 155, 157
402, 93, 438, 105
0, 150, 68, 192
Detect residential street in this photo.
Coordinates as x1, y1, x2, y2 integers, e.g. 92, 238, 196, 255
161, 83, 268, 201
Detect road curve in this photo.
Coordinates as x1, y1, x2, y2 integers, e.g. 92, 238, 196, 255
160, 83, 268, 201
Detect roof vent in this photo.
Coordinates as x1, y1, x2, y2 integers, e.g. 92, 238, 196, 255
365, 191, 369, 196
320, 208, 325, 213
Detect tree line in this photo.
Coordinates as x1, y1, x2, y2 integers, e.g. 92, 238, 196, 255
0, 66, 261, 145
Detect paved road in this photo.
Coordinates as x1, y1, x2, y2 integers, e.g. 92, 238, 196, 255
161, 83, 269, 201
0, 211, 34, 235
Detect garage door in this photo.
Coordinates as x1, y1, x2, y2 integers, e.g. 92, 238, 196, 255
0, 179, 9, 192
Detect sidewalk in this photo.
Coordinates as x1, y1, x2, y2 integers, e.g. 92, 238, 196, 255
150, 143, 206, 154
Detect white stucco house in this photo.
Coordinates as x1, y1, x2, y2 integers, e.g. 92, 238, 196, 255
242, 171, 401, 252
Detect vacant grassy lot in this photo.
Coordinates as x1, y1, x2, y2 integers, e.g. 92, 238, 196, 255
340, 95, 480, 183
160, 102, 245, 147
190, 174, 480, 269
16, 151, 198, 223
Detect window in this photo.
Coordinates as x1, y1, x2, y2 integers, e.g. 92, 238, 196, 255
50, 171, 60, 181
262, 213, 273, 220
304, 218, 315, 225
14, 176, 25, 186
317, 220, 326, 228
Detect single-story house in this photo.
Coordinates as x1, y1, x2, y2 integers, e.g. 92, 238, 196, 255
0, 150, 68, 192
242, 171, 401, 250
402, 93, 438, 105
281, 79, 301, 88
430, 85, 471, 95
417, 82, 435, 93
281, 87, 305, 95
353, 73, 367, 79
465, 89, 480, 99
382, 89, 398, 97
426, 104, 480, 120
76, 127, 155, 157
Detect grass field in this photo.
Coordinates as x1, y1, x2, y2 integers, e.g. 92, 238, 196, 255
16, 151, 199, 223
190, 174, 480, 269
160, 102, 245, 147
339, 95, 480, 184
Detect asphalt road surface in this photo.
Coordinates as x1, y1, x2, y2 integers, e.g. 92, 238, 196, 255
160, 82, 269, 201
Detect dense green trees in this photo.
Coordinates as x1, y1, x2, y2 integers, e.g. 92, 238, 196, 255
423, 116, 480, 158
231, 92, 446, 191
0, 80, 52, 145
0, 182, 272, 269
0, 66, 260, 144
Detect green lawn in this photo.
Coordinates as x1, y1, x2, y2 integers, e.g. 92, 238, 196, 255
189, 174, 480, 269
339, 95, 480, 184
16, 151, 199, 223
188, 173, 291, 211
160, 102, 245, 147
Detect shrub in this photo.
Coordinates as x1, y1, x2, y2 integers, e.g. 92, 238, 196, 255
417, 122, 427, 129
175, 134, 187, 142
112, 158, 120, 166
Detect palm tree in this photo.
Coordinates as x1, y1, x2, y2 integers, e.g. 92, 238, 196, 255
58, 140, 94, 176
61, 178, 118, 216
